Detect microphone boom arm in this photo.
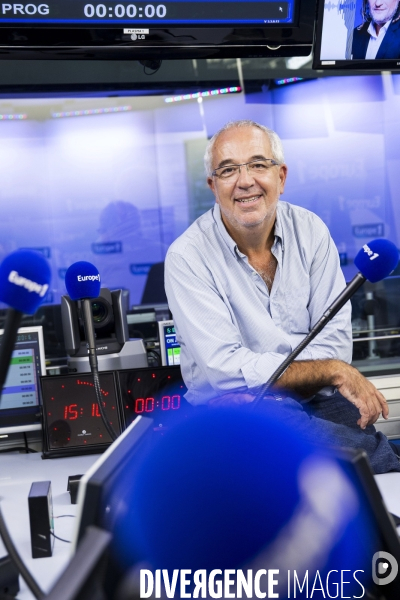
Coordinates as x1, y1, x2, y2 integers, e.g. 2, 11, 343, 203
254, 272, 366, 402
82, 298, 117, 442
82, 299, 98, 373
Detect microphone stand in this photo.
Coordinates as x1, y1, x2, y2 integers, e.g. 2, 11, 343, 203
82, 299, 117, 442
253, 272, 366, 403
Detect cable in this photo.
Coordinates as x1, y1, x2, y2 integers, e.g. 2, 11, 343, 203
0, 505, 44, 600
0, 447, 37, 454
0, 436, 37, 454
0, 447, 28, 454
139, 59, 162, 74
50, 531, 71, 544
52, 516, 75, 542
93, 368, 117, 442
22, 433, 37, 453
147, 349, 161, 367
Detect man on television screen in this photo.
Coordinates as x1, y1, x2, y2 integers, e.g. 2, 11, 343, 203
165, 119, 400, 474
352, 0, 400, 59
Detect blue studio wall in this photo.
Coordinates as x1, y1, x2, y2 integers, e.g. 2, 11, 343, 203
0, 73, 398, 307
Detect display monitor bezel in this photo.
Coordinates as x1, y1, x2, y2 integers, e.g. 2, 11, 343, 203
0, 325, 46, 435
0, 0, 316, 59
71, 416, 154, 596
72, 416, 152, 549
312, 0, 400, 70
0, 0, 299, 28
158, 319, 181, 367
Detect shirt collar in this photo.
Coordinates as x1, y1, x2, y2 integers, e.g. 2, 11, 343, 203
367, 18, 392, 38
213, 203, 238, 256
212, 202, 283, 257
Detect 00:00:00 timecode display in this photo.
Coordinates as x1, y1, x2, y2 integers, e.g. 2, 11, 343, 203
84, 4, 167, 17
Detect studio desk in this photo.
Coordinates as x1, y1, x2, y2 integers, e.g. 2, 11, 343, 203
2, 448, 400, 599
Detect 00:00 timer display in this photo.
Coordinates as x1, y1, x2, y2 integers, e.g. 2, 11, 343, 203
135, 395, 181, 413
84, 4, 167, 18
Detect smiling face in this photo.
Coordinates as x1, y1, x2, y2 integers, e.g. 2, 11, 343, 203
369, 0, 399, 24
207, 126, 287, 238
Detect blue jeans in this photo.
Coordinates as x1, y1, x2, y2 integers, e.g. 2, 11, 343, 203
266, 391, 400, 474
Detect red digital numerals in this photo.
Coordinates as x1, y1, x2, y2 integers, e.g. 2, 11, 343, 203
63, 403, 104, 420
134, 395, 181, 413
64, 404, 78, 420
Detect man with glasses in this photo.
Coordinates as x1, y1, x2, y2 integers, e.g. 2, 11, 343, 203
165, 120, 400, 473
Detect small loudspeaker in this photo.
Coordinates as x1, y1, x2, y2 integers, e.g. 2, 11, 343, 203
67, 474, 83, 504
28, 481, 54, 559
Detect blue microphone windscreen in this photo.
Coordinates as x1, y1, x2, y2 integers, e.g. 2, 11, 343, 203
0, 250, 51, 315
65, 261, 101, 300
112, 405, 373, 581
354, 239, 399, 283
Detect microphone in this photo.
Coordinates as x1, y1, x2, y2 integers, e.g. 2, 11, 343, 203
354, 239, 398, 283
254, 239, 399, 401
115, 408, 367, 585
65, 261, 116, 441
64, 261, 101, 302
65, 261, 101, 373
0, 249, 51, 398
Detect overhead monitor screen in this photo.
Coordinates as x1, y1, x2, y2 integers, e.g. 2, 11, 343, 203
313, 0, 400, 69
0, 0, 314, 60
0, 0, 296, 26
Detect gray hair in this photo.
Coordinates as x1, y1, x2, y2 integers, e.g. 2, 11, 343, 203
204, 120, 285, 177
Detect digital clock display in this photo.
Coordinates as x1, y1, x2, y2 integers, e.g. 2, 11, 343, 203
117, 366, 191, 429
41, 372, 121, 450
41, 367, 190, 455
0, 0, 293, 26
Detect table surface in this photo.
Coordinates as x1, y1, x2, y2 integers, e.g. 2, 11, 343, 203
1, 452, 400, 600
0, 452, 100, 599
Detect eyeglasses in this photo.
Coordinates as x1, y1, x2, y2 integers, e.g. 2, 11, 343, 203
212, 158, 281, 180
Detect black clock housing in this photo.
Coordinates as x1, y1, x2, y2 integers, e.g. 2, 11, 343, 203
117, 365, 191, 430
41, 371, 122, 458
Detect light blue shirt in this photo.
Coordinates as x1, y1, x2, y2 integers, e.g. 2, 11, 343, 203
165, 202, 352, 405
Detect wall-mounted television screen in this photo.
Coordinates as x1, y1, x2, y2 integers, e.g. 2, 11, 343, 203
0, 0, 316, 59
313, 0, 400, 69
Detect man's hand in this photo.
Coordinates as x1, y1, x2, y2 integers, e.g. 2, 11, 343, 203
208, 360, 389, 427
332, 362, 389, 429
277, 359, 389, 429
